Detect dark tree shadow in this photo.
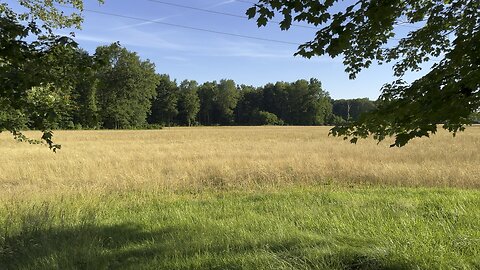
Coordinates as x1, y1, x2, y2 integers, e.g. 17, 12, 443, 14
0, 223, 416, 270
0, 223, 172, 269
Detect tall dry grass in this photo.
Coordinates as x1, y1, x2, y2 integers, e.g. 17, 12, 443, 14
0, 126, 479, 198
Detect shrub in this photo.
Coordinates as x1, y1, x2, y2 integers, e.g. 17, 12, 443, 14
255, 111, 284, 126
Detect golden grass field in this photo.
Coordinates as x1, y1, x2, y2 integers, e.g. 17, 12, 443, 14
1, 126, 479, 199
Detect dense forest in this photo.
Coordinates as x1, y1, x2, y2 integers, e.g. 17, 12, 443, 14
3, 0, 479, 150
6, 41, 376, 130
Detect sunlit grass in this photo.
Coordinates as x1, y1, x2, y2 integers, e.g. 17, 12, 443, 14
0, 126, 479, 269
1, 188, 479, 269
0, 126, 479, 199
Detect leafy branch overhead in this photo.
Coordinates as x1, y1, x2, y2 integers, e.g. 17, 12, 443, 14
0, 1, 103, 150
247, 0, 480, 146
10, 0, 104, 29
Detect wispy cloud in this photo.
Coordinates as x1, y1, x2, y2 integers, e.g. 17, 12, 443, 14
67, 28, 188, 51
163, 56, 189, 62
110, 16, 172, 30
208, 0, 237, 9
57, 32, 112, 44
61, 26, 339, 64
112, 0, 238, 30
193, 38, 294, 59
184, 38, 341, 63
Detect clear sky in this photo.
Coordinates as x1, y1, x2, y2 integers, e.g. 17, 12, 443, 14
14, 0, 432, 99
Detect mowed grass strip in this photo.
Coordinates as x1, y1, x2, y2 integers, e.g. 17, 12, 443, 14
0, 187, 479, 269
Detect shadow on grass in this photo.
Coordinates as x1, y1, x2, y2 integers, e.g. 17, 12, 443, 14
0, 223, 414, 270
0, 223, 170, 269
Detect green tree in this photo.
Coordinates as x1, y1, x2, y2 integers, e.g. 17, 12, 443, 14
261, 79, 331, 125
95, 43, 159, 129
0, 5, 81, 150
177, 80, 200, 126
1, 1, 103, 150
262, 82, 289, 121
235, 85, 264, 125
35, 44, 102, 130
71, 49, 100, 129
197, 81, 217, 126
148, 74, 179, 127
197, 80, 240, 125
300, 78, 332, 125
247, 0, 479, 146
12, 0, 104, 29
214, 80, 240, 125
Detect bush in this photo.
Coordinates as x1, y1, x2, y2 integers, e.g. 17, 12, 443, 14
142, 124, 164, 130
328, 114, 347, 125
469, 112, 480, 124
255, 111, 284, 126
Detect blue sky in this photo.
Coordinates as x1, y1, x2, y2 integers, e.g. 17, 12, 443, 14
14, 0, 432, 99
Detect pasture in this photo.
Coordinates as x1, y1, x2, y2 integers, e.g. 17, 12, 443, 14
0, 126, 479, 269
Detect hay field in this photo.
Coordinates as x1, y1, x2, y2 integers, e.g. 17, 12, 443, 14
1, 126, 480, 269
1, 126, 479, 198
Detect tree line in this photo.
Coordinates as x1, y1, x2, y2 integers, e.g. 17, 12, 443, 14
4, 40, 376, 130
3, 0, 478, 148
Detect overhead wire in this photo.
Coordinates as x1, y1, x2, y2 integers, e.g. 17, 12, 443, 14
235, 0, 257, 5
58, 6, 302, 46
145, 0, 319, 30
58, 4, 428, 52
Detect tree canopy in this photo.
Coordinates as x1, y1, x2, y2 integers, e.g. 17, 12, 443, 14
1, 5, 77, 151
95, 43, 159, 129
0, 1, 104, 150
247, 0, 479, 146
6, 0, 104, 29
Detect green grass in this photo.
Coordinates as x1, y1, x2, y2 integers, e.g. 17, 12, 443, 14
1, 187, 479, 269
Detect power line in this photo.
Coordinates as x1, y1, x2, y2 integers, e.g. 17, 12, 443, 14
147, 0, 246, 19
60, 6, 302, 46
58, 5, 424, 49
235, 0, 257, 4
145, 0, 319, 30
